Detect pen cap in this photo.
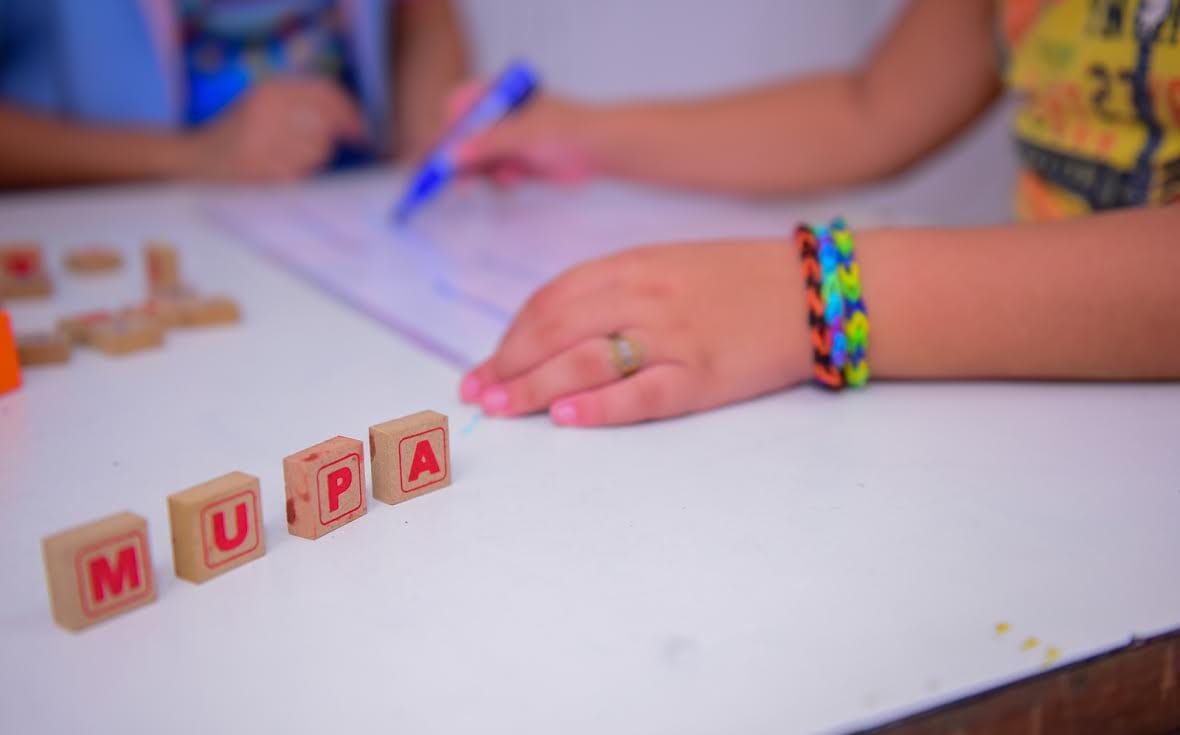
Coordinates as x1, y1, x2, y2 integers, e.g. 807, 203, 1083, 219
497, 61, 539, 108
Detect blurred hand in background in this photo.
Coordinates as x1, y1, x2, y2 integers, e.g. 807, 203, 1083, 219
185, 78, 366, 182
444, 83, 599, 186
0, 0, 468, 189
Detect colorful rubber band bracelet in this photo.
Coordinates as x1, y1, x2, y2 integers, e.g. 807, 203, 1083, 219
794, 217, 870, 390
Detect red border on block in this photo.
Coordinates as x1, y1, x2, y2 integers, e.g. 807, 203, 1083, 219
398, 427, 449, 494
200, 488, 262, 570
74, 530, 154, 619
316, 452, 363, 526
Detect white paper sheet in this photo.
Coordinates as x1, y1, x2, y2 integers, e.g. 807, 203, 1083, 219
202, 170, 853, 366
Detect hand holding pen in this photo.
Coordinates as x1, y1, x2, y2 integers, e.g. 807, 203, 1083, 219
394, 61, 540, 222
443, 82, 596, 188
395, 61, 602, 222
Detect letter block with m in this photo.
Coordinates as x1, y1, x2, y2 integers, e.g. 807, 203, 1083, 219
41, 512, 156, 631
283, 435, 367, 540
370, 410, 452, 506
168, 471, 266, 583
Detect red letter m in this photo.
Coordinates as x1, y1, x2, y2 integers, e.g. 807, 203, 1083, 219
88, 546, 140, 603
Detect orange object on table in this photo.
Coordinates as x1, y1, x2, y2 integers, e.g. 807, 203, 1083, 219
0, 310, 21, 394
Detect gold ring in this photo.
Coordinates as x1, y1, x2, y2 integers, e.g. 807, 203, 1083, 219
607, 333, 644, 377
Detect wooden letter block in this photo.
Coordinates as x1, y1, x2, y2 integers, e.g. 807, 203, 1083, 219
41, 512, 156, 631
370, 411, 452, 505
64, 246, 123, 274
120, 302, 182, 330
168, 471, 265, 584
283, 436, 367, 539
144, 241, 181, 293
0, 242, 51, 300
86, 314, 165, 355
183, 296, 242, 327
0, 311, 20, 394
0, 242, 43, 278
16, 331, 71, 366
58, 309, 115, 344
119, 286, 200, 330
0, 271, 52, 301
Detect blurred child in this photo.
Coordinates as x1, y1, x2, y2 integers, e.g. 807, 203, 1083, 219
0, 0, 467, 187
453, 0, 1180, 426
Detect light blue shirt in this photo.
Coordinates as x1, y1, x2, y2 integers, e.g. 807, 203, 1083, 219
0, 0, 393, 151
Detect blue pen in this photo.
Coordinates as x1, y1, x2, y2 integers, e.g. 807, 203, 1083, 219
393, 61, 539, 223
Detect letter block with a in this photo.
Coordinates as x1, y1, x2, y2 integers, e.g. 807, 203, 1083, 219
283, 436, 367, 539
41, 512, 156, 631
168, 471, 266, 584
370, 410, 452, 506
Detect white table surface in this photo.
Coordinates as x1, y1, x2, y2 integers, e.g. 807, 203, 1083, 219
1, 174, 1178, 735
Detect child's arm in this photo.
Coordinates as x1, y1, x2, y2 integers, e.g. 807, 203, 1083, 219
459, 205, 1180, 427
0, 79, 364, 189
391, 0, 469, 160
454, 0, 1001, 195
0, 104, 191, 188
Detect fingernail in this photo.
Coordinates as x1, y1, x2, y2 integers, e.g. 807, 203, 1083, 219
481, 386, 508, 414
551, 400, 578, 426
460, 373, 482, 402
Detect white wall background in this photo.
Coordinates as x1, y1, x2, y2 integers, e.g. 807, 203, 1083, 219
456, 0, 1019, 225
460, 0, 906, 99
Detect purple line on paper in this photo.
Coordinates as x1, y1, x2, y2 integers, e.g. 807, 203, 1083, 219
283, 201, 368, 253
203, 203, 475, 369
432, 278, 512, 324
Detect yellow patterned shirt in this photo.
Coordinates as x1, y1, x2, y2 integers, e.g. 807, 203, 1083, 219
1000, 0, 1180, 220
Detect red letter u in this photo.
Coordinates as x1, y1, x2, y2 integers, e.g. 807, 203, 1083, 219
213, 502, 250, 551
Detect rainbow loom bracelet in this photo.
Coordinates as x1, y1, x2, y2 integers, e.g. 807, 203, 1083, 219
794, 217, 870, 389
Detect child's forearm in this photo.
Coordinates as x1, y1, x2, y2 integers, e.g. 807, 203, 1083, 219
584, 75, 884, 195
0, 105, 193, 189
862, 206, 1180, 380
577, 0, 999, 196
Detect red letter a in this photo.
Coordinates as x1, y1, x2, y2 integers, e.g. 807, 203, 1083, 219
408, 440, 441, 482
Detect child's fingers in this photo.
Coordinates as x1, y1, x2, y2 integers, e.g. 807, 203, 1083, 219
300, 79, 366, 140
460, 359, 495, 402
500, 256, 628, 345
444, 80, 489, 125
252, 133, 327, 181
549, 364, 696, 427
479, 330, 657, 417
454, 119, 531, 170
553, 165, 591, 186
490, 162, 526, 188
488, 299, 634, 383
287, 134, 335, 172
460, 257, 633, 400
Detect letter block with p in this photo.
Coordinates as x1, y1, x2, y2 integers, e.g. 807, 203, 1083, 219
370, 410, 451, 506
168, 471, 266, 584
41, 512, 156, 631
283, 435, 367, 539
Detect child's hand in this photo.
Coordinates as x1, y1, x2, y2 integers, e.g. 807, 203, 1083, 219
459, 241, 813, 426
184, 79, 366, 182
443, 81, 600, 186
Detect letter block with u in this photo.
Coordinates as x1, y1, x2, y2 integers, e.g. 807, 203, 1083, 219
41, 512, 157, 631
283, 436, 367, 540
168, 472, 266, 584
